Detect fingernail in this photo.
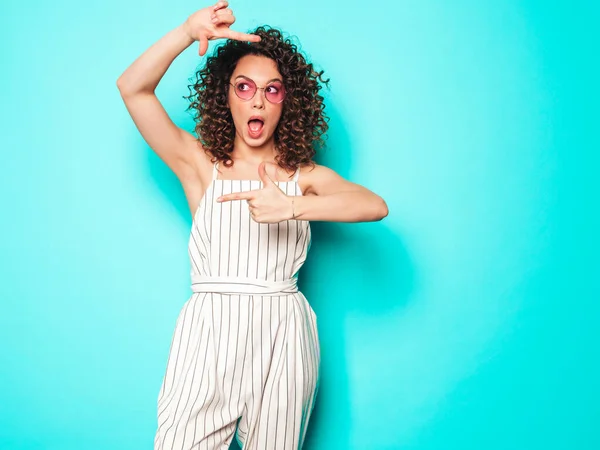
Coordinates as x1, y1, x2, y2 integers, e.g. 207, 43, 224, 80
217, 197, 222, 202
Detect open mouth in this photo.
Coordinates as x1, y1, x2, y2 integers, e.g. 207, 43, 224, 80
247, 118, 265, 138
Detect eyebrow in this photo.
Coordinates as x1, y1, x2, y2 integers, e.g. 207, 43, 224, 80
234, 75, 283, 84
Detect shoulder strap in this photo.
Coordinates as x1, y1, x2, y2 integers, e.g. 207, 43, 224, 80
293, 166, 300, 182
212, 161, 219, 181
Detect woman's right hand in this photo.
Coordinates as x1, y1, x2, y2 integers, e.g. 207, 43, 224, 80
182, 1, 260, 56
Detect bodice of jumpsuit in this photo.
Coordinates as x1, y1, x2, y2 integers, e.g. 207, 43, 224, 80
188, 170, 311, 294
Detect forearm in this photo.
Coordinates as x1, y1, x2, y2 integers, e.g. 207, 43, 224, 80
292, 190, 388, 222
116, 23, 194, 95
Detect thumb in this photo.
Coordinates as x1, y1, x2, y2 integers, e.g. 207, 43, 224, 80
258, 162, 276, 187
198, 36, 209, 56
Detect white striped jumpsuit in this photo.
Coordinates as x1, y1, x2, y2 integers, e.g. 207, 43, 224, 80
154, 162, 321, 450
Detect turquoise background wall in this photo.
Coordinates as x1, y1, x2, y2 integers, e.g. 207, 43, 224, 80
1, 0, 598, 449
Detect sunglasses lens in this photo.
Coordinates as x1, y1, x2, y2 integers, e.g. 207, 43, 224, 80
265, 83, 285, 103
235, 80, 256, 99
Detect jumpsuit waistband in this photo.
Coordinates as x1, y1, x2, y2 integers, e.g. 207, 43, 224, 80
191, 275, 298, 296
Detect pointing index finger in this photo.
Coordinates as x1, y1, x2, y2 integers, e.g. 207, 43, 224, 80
217, 190, 256, 202
223, 29, 261, 43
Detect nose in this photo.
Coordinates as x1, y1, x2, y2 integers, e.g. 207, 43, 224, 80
252, 87, 265, 109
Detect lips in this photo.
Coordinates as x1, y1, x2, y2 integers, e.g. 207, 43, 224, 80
247, 116, 265, 139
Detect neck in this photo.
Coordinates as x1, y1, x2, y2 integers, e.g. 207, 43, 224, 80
231, 134, 278, 164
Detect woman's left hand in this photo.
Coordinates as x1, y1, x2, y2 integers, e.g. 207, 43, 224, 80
216, 162, 294, 223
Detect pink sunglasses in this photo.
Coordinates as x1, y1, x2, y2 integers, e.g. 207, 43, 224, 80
229, 78, 286, 104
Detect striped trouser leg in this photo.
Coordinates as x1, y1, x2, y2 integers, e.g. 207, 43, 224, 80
236, 292, 321, 450
154, 293, 244, 450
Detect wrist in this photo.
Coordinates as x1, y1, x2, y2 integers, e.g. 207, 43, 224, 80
289, 196, 296, 220
178, 22, 196, 44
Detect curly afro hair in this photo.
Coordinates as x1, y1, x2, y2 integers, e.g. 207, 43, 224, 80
185, 26, 330, 171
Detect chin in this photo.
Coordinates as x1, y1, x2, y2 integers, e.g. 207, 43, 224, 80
243, 132, 275, 148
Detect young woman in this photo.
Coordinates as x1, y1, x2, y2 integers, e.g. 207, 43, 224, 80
117, 2, 388, 449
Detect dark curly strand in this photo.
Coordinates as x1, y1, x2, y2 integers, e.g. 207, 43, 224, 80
185, 26, 330, 171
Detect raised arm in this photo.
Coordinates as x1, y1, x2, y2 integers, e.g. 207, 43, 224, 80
116, 1, 260, 184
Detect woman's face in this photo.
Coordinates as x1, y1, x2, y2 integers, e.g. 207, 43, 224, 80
227, 54, 284, 148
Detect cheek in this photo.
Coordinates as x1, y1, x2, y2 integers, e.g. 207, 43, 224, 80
270, 107, 284, 127
227, 99, 243, 125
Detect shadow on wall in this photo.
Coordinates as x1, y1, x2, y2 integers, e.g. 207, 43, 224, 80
143, 94, 416, 449
296, 100, 416, 448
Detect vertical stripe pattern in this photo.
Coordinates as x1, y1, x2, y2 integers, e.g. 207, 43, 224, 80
154, 163, 320, 450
